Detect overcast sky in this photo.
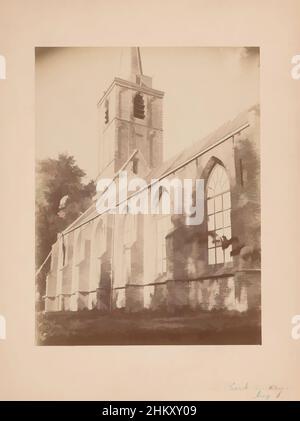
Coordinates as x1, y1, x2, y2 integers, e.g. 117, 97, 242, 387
36, 47, 259, 180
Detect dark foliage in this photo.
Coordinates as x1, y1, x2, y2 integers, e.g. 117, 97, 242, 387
35, 153, 95, 300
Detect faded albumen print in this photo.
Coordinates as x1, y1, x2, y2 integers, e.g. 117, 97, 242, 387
35, 47, 261, 345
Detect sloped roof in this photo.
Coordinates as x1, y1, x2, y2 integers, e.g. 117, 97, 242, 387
147, 103, 259, 181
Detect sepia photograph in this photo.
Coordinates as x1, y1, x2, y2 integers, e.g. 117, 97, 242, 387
35, 46, 261, 345
2, 0, 300, 407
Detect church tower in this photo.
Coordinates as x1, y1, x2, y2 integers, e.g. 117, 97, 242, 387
97, 48, 164, 178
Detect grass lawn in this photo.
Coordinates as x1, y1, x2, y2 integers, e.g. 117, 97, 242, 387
36, 308, 261, 345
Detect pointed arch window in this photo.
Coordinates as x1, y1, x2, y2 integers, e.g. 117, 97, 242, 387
133, 92, 145, 119
207, 164, 232, 264
58, 234, 68, 268
104, 99, 109, 124
132, 157, 139, 174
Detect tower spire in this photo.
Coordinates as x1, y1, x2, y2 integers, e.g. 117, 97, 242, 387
130, 47, 143, 78
129, 47, 152, 88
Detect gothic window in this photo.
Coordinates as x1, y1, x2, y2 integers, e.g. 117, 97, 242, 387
207, 164, 232, 265
104, 100, 109, 124
133, 92, 145, 119
149, 135, 154, 167
132, 157, 139, 174
58, 235, 68, 268
239, 158, 244, 186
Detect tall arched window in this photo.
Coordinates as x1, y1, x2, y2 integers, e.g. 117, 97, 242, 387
104, 99, 109, 124
207, 164, 232, 264
133, 93, 145, 119
58, 234, 68, 268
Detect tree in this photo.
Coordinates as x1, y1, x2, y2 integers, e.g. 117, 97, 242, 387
35, 153, 96, 301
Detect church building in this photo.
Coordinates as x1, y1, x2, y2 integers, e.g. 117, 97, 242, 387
44, 48, 261, 314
